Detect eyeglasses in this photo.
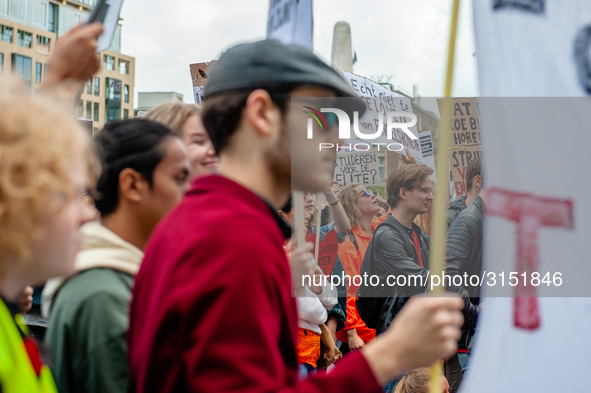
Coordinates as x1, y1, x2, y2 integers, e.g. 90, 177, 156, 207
356, 188, 375, 199
416, 187, 434, 196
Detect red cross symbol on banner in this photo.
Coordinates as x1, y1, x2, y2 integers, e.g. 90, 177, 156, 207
487, 188, 574, 330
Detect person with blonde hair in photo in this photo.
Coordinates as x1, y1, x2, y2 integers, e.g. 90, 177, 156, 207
0, 91, 98, 392
334, 183, 387, 352
144, 102, 218, 178
394, 367, 450, 393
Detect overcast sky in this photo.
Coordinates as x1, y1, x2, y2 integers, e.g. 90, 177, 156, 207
119, 0, 479, 112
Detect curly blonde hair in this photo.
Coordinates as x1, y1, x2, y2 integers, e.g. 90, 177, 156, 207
143, 102, 201, 136
0, 90, 97, 264
337, 183, 363, 228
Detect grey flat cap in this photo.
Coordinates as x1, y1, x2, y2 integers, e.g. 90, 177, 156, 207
202, 40, 366, 116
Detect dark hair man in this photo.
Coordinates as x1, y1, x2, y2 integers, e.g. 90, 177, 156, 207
447, 157, 483, 226
128, 40, 463, 393
443, 157, 484, 393
45, 119, 191, 393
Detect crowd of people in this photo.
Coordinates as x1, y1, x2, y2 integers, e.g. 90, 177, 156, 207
0, 21, 490, 393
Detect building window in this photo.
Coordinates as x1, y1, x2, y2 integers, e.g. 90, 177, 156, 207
94, 77, 100, 96
93, 102, 99, 122
1, 25, 13, 43
48, 3, 59, 33
0, 53, 3, 74
378, 156, 386, 180
35, 62, 42, 83
124, 85, 129, 103
11, 54, 32, 88
86, 79, 92, 94
105, 77, 122, 122
123, 109, 129, 119
36, 35, 50, 52
86, 101, 92, 120
43, 64, 48, 80
77, 99, 84, 118
118, 59, 128, 74
17, 30, 32, 48
103, 55, 115, 71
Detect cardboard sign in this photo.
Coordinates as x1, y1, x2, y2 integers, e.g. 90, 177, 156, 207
341, 71, 424, 161
449, 144, 481, 197
419, 131, 436, 179
189, 61, 216, 105
267, 0, 313, 51
333, 150, 381, 187
437, 98, 482, 148
307, 231, 338, 276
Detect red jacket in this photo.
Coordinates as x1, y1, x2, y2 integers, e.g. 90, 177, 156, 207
128, 175, 381, 393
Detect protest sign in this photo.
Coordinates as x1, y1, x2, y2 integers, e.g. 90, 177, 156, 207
341, 71, 424, 161
267, 0, 313, 51
419, 131, 436, 178
333, 150, 381, 187
189, 61, 216, 105
307, 231, 338, 276
448, 144, 481, 197
437, 98, 482, 148
87, 0, 124, 53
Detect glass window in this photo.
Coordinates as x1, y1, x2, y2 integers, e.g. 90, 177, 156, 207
105, 77, 122, 122
86, 79, 92, 94
12, 54, 32, 88
43, 64, 47, 80
36, 35, 50, 52
93, 102, 99, 122
0, 25, 12, 43
124, 85, 129, 103
35, 62, 42, 83
118, 59, 128, 74
94, 77, 100, 96
17, 30, 32, 48
379, 167, 386, 180
103, 55, 114, 71
123, 109, 129, 119
86, 101, 92, 120
0, 53, 3, 75
48, 3, 59, 33
77, 99, 84, 118
378, 156, 385, 166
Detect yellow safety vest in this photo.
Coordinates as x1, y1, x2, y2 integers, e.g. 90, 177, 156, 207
0, 299, 57, 393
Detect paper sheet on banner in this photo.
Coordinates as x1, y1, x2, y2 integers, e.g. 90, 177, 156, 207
190, 62, 216, 105
419, 131, 436, 179
333, 150, 380, 187
460, 2, 591, 392
87, 0, 124, 53
341, 71, 424, 162
267, 0, 313, 51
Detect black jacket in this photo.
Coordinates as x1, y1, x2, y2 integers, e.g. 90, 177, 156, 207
445, 195, 485, 349
446, 195, 467, 227
357, 215, 430, 335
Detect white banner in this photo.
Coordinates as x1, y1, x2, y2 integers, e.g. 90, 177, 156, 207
340, 71, 424, 162
88, 0, 125, 53
333, 150, 380, 187
267, 0, 313, 52
463, 2, 591, 392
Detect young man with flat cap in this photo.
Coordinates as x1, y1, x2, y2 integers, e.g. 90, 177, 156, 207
128, 40, 464, 393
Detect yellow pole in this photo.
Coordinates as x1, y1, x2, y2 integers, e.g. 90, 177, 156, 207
313, 193, 322, 269
429, 0, 461, 392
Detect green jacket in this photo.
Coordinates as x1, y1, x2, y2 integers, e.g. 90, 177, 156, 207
46, 268, 134, 393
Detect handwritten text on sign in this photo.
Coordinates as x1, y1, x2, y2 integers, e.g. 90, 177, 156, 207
449, 145, 481, 197
334, 151, 381, 187
307, 231, 339, 276
438, 98, 483, 148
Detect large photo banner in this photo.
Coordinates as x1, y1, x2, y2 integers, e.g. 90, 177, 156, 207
341, 71, 424, 162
